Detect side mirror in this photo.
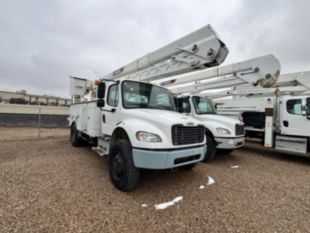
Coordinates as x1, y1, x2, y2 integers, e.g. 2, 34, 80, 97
307, 98, 310, 119
97, 99, 105, 108
97, 82, 106, 99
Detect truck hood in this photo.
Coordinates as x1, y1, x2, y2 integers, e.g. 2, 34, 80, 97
196, 114, 242, 125
194, 114, 243, 137
123, 109, 203, 127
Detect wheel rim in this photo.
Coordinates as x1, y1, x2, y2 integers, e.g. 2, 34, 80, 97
111, 153, 124, 180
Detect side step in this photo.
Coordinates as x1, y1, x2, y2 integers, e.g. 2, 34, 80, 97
92, 146, 107, 156
275, 135, 308, 154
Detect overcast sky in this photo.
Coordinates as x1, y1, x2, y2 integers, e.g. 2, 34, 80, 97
0, 0, 309, 98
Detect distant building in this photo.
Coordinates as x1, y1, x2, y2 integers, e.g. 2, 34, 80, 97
0, 90, 71, 106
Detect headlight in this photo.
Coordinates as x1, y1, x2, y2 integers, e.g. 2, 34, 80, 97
216, 127, 231, 135
136, 131, 162, 142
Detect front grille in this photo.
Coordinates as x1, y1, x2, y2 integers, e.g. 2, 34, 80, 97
235, 124, 245, 136
172, 125, 205, 146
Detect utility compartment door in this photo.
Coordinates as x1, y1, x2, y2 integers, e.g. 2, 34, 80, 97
100, 83, 119, 136
86, 102, 101, 137
280, 96, 310, 136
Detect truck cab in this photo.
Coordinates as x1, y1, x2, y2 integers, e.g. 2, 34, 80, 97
276, 95, 310, 154
175, 95, 245, 162
70, 79, 206, 191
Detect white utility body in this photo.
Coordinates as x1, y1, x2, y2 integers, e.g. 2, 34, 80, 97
69, 25, 228, 191
158, 54, 281, 161
212, 71, 310, 156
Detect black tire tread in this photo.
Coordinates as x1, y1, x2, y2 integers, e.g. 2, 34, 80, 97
109, 139, 140, 191
203, 135, 216, 163
71, 124, 83, 147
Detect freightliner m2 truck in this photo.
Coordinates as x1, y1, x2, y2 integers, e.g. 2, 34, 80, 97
69, 25, 228, 191
157, 54, 281, 161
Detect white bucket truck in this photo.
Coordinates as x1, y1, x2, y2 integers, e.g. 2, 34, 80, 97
69, 25, 228, 191
212, 71, 310, 156
157, 54, 281, 161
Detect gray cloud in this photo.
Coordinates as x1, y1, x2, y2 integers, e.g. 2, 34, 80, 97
0, 0, 309, 97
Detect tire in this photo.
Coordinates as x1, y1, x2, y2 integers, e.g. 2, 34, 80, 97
179, 163, 197, 170
70, 124, 83, 147
218, 149, 233, 155
203, 135, 216, 163
109, 140, 140, 191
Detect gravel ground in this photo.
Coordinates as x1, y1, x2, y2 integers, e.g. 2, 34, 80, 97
0, 129, 309, 233
0, 127, 69, 141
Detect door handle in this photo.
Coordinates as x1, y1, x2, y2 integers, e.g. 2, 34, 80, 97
283, 120, 289, 127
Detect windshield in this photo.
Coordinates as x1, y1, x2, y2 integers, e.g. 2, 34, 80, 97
122, 80, 176, 111
192, 96, 216, 114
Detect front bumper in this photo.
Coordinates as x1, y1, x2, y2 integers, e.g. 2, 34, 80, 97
132, 145, 205, 169
215, 136, 245, 149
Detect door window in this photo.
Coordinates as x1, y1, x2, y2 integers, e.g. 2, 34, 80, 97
175, 98, 191, 113
107, 84, 119, 107
286, 99, 302, 115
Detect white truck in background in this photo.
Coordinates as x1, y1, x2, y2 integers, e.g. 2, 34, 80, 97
69, 25, 229, 191
211, 71, 310, 156
174, 95, 244, 161
157, 54, 281, 161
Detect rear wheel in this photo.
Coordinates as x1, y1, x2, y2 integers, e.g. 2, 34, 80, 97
203, 135, 216, 163
109, 140, 140, 191
70, 124, 83, 147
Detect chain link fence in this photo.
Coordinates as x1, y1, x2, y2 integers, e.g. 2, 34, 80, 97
0, 103, 70, 141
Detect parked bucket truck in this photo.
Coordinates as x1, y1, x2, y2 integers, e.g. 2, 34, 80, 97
158, 54, 281, 161
213, 71, 310, 156
69, 25, 229, 191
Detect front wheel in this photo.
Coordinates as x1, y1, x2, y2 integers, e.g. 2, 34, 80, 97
109, 140, 140, 191
203, 135, 216, 163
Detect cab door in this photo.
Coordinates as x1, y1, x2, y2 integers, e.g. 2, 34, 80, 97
280, 96, 310, 136
100, 83, 119, 136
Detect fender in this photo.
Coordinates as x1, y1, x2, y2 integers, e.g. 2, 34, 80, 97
115, 118, 171, 149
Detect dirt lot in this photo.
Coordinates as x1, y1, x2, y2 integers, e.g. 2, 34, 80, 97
0, 128, 309, 233
0, 127, 68, 141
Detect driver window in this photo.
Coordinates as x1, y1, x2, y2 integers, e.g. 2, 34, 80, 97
156, 93, 170, 106
107, 84, 119, 107
286, 99, 302, 115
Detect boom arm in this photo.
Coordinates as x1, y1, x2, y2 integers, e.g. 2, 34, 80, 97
100, 25, 228, 82
204, 71, 310, 99
162, 54, 281, 94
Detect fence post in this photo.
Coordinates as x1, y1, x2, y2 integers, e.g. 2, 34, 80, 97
38, 103, 41, 139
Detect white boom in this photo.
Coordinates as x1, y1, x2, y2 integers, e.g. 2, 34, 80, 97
159, 54, 281, 94
274, 70, 310, 88
204, 71, 310, 99
100, 25, 228, 82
